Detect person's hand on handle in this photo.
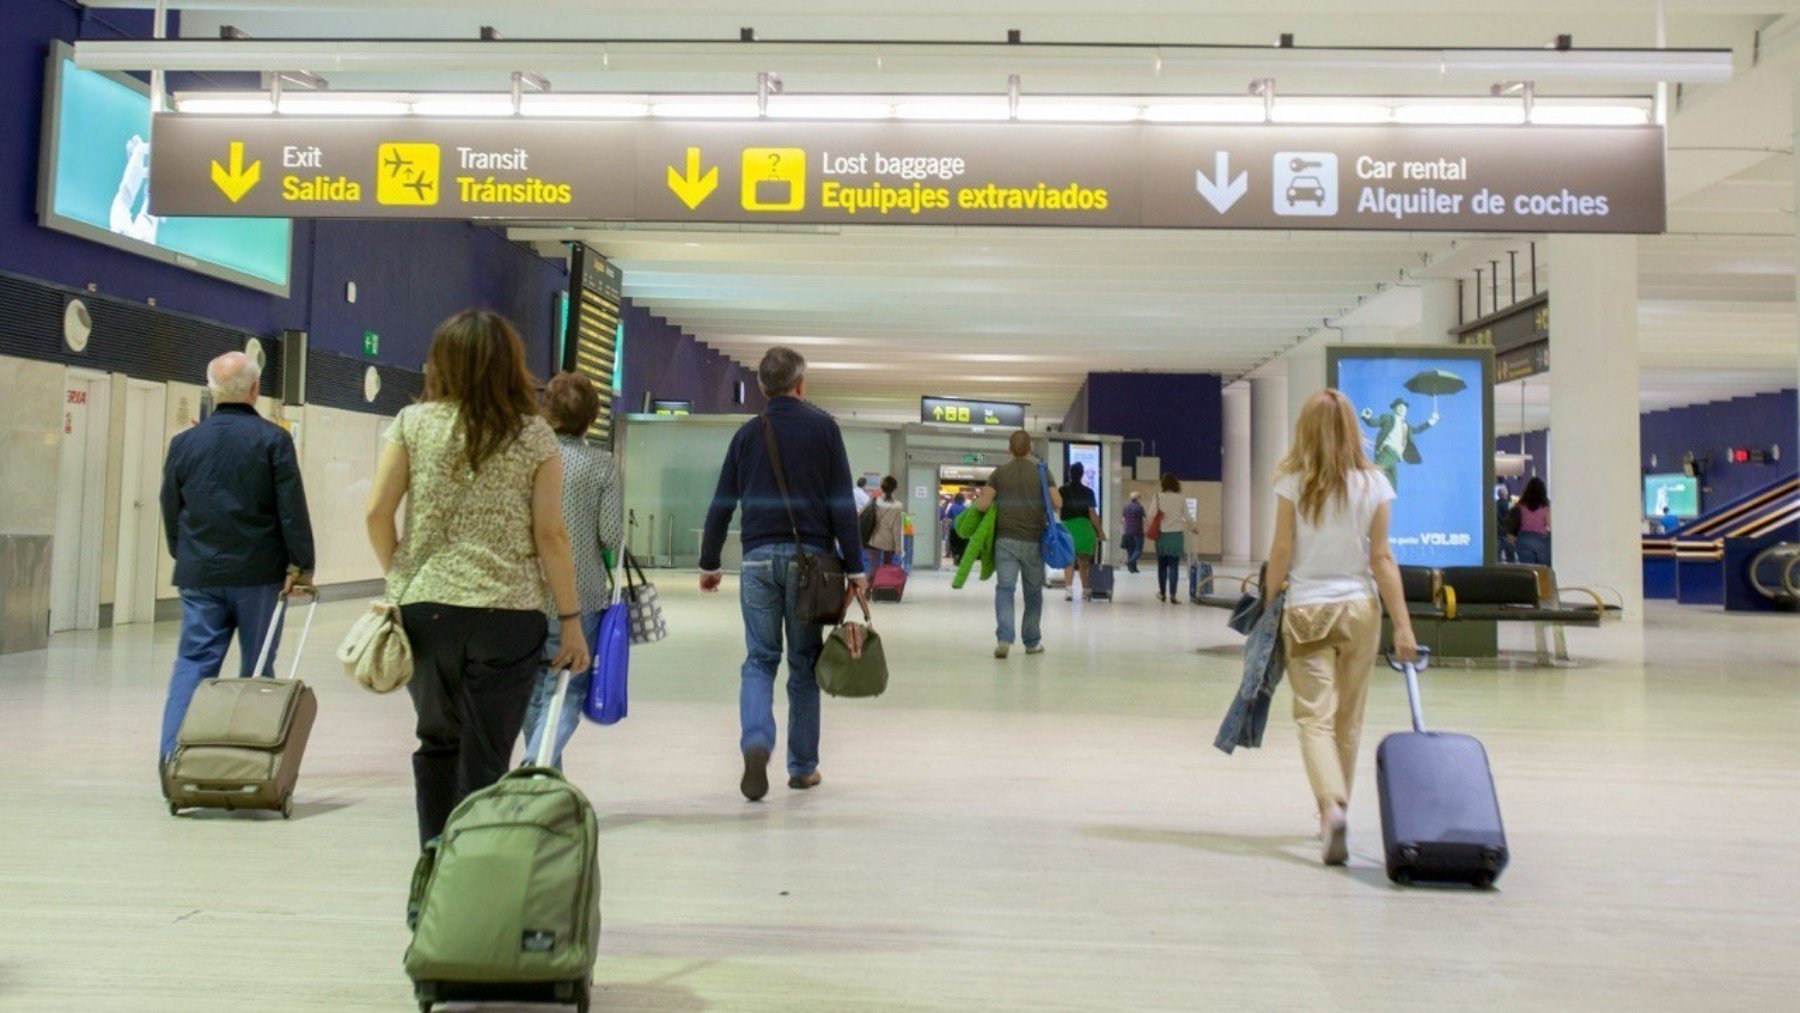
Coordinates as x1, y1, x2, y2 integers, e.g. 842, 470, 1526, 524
1391, 627, 1421, 664
549, 616, 591, 673
849, 574, 870, 600
699, 572, 723, 594
282, 571, 314, 598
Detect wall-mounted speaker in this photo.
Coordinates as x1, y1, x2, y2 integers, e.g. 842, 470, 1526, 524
280, 329, 308, 406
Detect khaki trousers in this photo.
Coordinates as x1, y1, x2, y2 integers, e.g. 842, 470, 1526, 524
1283, 596, 1382, 812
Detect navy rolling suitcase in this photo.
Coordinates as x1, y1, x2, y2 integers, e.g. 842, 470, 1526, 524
1087, 544, 1114, 600
1376, 649, 1509, 888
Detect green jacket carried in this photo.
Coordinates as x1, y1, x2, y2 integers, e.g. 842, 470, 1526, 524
951, 503, 998, 588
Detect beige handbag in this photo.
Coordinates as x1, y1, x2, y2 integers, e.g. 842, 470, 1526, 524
336, 601, 414, 693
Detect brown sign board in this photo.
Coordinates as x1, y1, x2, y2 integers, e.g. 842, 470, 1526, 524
148, 115, 1666, 233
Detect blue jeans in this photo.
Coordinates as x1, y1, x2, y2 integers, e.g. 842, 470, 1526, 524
1157, 555, 1182, 599
739, 543, 825, 777
1516, 531, 1552, 566
521, 610, 603, 769
159, 584, 283, 760
1122, 533, 1144, 571
993, 538, 1045, 648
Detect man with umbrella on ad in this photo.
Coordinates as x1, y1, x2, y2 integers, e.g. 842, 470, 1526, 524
1357, 369, 1465, 492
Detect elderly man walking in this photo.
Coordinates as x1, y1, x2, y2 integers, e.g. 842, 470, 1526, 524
699, 347, 866, 801
157, 351, 314, 784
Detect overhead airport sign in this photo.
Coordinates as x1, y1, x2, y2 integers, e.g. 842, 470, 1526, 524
148, 116, 1666, 233
922, 396, 1027, 428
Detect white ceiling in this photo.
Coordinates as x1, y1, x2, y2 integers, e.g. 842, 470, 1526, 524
104, 0, 1800, 425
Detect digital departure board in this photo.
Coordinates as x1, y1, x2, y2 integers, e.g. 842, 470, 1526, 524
921, 396, 1026, 429
561, 243, 622, 448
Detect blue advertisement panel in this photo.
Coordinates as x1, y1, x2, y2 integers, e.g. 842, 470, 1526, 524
39, 46, 291, 294
1328, 347, 1495, 568
1644, 473, 1700, 519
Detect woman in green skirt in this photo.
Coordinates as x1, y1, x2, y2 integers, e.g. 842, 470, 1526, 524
1059, 462, 1107, 601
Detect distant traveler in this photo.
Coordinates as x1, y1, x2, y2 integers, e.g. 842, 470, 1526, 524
945, 491, 970, 562
1152, 473, 1188, 603
1658, 506, 1681, 535
1121, 491, 1147, 573
364, 310, 590, 848
854, 476, 873, 513
1513, 477, 1553, 566
1058, 462, 1107, 600
867, 475, 906, 566
1495, 484, 1517, 563
520, 372, 624, 769
699, 347, 867, 800
973, 430, 1060, 658
157, 351, 315, 785
1264, 389, 1419, 866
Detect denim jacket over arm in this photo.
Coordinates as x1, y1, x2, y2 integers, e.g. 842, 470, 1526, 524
1215, 590, 1287, 754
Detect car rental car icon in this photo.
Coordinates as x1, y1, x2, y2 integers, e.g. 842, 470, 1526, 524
1286, 175, 1328, 206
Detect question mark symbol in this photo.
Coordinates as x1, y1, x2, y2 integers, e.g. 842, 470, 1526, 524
768, 152, 781, 175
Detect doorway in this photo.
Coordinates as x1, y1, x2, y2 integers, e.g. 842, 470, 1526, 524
50, 370, 111, 632
113, 381, 167, 626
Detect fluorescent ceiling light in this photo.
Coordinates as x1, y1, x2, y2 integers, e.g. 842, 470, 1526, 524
1142, 99, 1264, 123
1015, 98, 1139, 122
1271, 102, 1392, 124
521, 94, 650, 118
1394, 102, 1525, 125
769, 96, 895, 119
651, 96, 759, 119
176, 95, 274, 115
893, 97, 1008, 121
807, 361, 880, 370
410, 94, 518, 117
278, 93, 411, 116
1529, 104, 1651, 125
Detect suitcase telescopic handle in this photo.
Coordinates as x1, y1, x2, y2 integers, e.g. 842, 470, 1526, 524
1385, 646, 1432, 734
532, 668, 572, 769
249, 588, 321, 681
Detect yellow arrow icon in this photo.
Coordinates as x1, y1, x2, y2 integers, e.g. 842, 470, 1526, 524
666, 147, 718, 210
209, 141, 262, 202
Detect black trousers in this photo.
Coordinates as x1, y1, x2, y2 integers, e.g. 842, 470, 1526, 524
401, 603, 547, 847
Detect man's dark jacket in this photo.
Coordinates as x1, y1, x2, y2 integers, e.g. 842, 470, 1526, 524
160, 403, 315, 588
699, 395, 866, 575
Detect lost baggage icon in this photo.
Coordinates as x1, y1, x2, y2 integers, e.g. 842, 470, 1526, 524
740, 147, 806, 211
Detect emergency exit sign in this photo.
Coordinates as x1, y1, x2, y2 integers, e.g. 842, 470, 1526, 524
362, 330, 379, 356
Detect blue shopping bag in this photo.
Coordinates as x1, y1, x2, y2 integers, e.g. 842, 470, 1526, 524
583, 601, 631, 725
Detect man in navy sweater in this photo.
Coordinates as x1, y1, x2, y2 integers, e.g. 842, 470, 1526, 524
700, 347, 867, 801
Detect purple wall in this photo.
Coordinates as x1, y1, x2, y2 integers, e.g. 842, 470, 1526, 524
1502, 388, 1797, 511
1641, 390, 1797, 507
619, 301, 766, 415
1080, 372, 1223, 481
2, 0, 565, 375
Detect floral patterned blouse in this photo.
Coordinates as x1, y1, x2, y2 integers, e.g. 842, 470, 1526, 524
384, 402, 558, 612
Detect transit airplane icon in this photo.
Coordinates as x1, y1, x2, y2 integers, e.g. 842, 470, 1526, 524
382, 150, 414, 176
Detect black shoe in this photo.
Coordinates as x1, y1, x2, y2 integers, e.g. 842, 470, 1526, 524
741, 747, 770, 801
158, 756, 171, 800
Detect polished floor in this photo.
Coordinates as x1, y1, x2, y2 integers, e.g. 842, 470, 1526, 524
1, 566, 1796, 1011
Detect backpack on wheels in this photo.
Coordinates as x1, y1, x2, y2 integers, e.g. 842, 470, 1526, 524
405, 670, 601, 1012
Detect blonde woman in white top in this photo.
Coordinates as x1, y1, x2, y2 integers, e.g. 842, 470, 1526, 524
1263, 388, 1420, 867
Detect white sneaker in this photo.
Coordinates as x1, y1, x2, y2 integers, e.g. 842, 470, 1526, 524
1025, 643, 1045, 656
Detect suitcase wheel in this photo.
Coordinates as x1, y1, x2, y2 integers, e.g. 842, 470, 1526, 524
280, 795, 293, 820
168, 802, 180, 818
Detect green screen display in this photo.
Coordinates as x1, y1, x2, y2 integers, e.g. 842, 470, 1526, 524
1644, 473, 1700, 519
42, 51, 291, 293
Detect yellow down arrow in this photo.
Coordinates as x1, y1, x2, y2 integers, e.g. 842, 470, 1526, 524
666, 147, 718, 209
209, 141, 262, 202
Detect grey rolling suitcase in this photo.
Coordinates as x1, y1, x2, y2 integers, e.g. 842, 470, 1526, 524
1376, 648, 1509, 888
166, 592, 319, 819
1087, 544, 1114, 600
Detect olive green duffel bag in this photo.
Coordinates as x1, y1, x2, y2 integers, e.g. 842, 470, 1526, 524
404, 671, 600, 1012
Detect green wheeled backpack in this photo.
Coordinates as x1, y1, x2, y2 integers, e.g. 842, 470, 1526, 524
404, 671, 600, 1012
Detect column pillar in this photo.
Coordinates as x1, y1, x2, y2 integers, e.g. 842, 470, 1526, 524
1249, 373, 1289, 560
1221, 382, 1252, 563
1419, 278, 1460, 344
1546, 235, 1643, 618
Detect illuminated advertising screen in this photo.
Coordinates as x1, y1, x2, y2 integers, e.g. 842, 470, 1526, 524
1328, 346, 1495, 567
1064, 442, 1102, 516
38, 43, 291, 294
1644, 473, 1700, 519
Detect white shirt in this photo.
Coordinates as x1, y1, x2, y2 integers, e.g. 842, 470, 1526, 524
853, 486, 873, 512
1274, 468, 1396, 606
1380, 420, 1410, 458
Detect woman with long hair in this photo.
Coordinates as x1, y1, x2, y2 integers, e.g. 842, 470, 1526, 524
1512, 477, 1552, 566
1152, 472, 1187, 603
1264, 389, 1419, 866
867, 475, 906, 566
1058, 461, 1106, 601
365, 310, 590, 848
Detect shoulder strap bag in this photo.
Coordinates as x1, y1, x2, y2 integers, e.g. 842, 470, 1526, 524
335, 417, 471, 693
1037, 461, 1077, 570
621, 549, 667, 644
760, 413, 849, 626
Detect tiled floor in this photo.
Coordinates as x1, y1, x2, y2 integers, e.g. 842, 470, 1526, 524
1, 567, 1796, 1010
